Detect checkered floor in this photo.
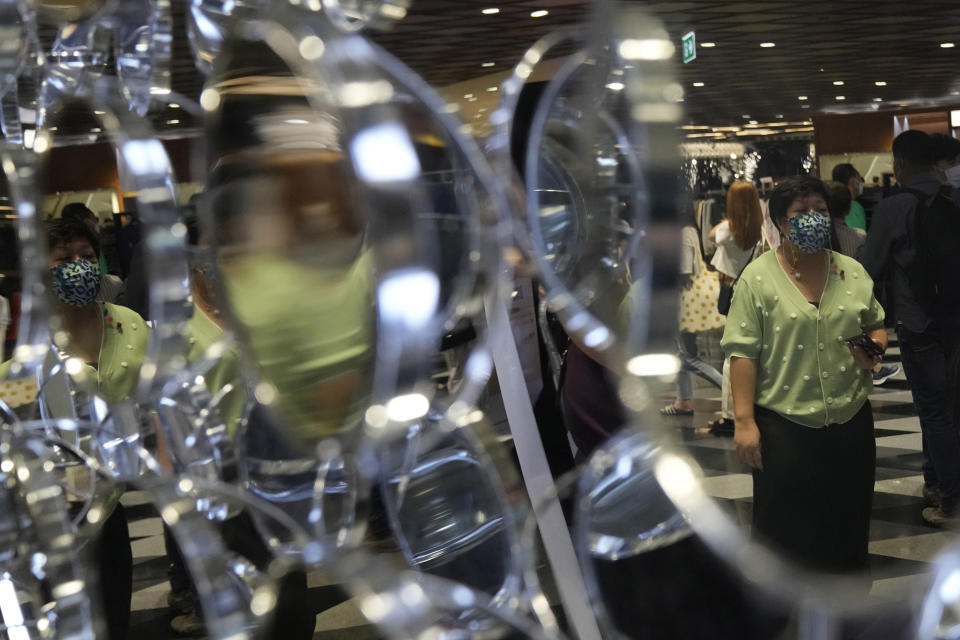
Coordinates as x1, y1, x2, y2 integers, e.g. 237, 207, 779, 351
122, 500, 386, 639
123, 332, 934, 637
663, 333, 949, 596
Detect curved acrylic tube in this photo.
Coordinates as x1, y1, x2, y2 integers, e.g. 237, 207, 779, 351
319, 0, 411, 34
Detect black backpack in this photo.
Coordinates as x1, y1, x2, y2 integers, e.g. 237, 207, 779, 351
904, 187, 960, 317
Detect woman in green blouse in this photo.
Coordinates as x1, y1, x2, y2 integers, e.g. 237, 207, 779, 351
722, 176, 887, 573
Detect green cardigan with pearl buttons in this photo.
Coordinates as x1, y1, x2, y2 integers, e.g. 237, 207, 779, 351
721, 250, 885, 428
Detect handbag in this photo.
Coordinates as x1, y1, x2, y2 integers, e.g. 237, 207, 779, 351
717, 247, 756, 315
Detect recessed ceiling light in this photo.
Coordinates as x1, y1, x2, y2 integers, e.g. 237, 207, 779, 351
701, 42, 716, 48
798, 96, 808, 100
776, 114, 784, 119
169, 103, 180, 109
760, 42, 776, 48
874, 98, 883, 102
93, 110, 105, 115
91, 127, 101, 133
530, 10, 548, 17
481, 62, 495, 67
833, 81, 845, 86
692, 82, 704, 87
875, 81, 887, 87
836, 96, 846, 101
167, 119, 180, 125
486, 86, 498, 92
742, 114, 751, 119
606, 82, 625, 92
749, 120, 758, 125
481, 7, 499, 14
801, 105, 811, 109
942, 42, 956, 48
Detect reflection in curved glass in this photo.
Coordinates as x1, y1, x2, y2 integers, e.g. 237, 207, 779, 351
321, 0, 411, 33
380, 429, 520, 608
112, 0, 173, 116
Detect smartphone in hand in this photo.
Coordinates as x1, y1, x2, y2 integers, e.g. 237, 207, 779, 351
845, 333, 884, 358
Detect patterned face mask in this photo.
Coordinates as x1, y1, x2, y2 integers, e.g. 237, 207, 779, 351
50, 259, 101, 306
788, 211, 831, 254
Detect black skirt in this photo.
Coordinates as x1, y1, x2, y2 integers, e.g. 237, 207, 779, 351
752, 401, 876, 574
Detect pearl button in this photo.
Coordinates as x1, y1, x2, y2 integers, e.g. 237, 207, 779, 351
756, 276, 762, 281
819, 344, 825, 350
740, 322, 747, 328
774, 295, 779, 301
827, 397, 834, 404
839, 305, 845, 311
804, 375, 811, 381
764, 311, 769, 317
775, 326, 781, 332
126, 344, 133, 350
810, 407, 817, 413
798, 344, 804, 350
790, 312, 797, 319
822, 371, 829, 378
853, 273, 859, 279
846, 290, 852, 296
131, 324, 138, 330
120, 361, 128, 368
840, 366, 847, 373
783, 385, 790, 391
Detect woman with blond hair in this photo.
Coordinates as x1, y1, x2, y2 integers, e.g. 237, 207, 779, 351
707, 181, 764, 432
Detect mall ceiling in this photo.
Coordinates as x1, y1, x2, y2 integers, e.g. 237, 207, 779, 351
29, 0, 960, 137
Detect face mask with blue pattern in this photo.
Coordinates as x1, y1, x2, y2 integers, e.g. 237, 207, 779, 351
51, 259, 101, 306
788, 212, 831, 254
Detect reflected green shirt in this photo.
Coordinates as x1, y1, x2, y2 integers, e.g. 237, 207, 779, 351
721, 251, 885, 428
187, 307, 244, 438
846, 200, 867, 231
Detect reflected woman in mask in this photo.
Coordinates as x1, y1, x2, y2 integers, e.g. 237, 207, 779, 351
45, 218, 148, 402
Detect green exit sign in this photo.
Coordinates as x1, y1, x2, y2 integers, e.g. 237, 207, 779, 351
682, 32, 696, 64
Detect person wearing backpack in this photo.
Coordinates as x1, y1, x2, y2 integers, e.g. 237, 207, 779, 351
860, 130, 960, 528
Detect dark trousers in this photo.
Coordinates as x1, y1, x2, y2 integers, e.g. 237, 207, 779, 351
752, 403, 875, 573
897, 322, 960, 512
95, 504, 132, 639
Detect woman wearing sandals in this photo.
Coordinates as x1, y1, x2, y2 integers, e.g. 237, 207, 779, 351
660, 215, 725, 417
704, 181, 764, 431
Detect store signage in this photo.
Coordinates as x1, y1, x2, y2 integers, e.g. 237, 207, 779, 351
682, 31, 696, 64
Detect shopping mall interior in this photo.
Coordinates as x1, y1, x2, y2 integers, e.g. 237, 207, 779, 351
2, 1, 960, 639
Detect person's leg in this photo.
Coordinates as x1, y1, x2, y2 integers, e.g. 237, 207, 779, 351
897, 325, 960, 513
680, 331, 722, 389
720, 358, 734, 420
96, 504, 133, 639
675, 333, 695, 410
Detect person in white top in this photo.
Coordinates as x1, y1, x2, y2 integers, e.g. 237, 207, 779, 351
710, 180, 763, 279
707, 181, 764, 433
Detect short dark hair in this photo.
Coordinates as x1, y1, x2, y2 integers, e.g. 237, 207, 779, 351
769, 176, 829, 227
892, 130, 933, 167
823, 180, 852, 220
46, 218, 100, 257
931, 133, 960, 163
60, 202, 98, 224
831, 163, 860, 185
